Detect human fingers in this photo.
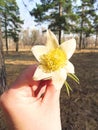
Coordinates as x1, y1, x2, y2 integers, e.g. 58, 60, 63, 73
2, 64, 40, 98
42, 80, 61, 105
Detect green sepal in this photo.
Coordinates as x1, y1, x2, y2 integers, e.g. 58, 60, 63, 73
64, 81, 72, 96
68, 73, 79, 84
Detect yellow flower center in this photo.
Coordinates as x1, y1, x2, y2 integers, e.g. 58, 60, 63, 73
40, 48, 67, 72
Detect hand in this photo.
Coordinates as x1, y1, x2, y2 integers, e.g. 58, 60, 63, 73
0, 64, 61, 130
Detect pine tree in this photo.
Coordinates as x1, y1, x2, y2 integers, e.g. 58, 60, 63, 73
75, 0, 97, 49
30, 0, 77, 44
0, 0, 23, 52
94, 2, 98, 46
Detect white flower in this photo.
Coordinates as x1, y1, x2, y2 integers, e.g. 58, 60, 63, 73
32, 30, 76, 90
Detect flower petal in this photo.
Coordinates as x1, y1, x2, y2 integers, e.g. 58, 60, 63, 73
60, 39, 76, 59
33, 66, 52, 80
52, 68, 67, 90
46, 30, 59, 50
31, 45, 48, 61
64, 61, 75, 73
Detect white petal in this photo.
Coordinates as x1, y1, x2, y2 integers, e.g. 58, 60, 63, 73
46, 30, 59, 50
33, 66, 52, 80
64, 61, 75, 73
31, 45, 48, 61
60, 39, 76, 59
52, 68, 67, 90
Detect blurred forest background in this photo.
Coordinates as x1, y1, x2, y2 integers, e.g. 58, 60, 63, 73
0, 0, 98, 130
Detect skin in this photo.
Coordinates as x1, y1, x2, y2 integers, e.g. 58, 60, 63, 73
0, 64, 61, 130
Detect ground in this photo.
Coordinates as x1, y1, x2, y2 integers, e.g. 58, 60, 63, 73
0, 48, 98, 130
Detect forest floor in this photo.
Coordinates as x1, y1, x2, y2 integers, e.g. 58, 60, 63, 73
0, 48, 98, 130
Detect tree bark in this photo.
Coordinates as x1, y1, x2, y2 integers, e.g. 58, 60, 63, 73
58, 1, 62, 44
4, 14, 9, 52
16, 41, 19, 52
95, 35, 98, 47
0, 31, 7, 95
95, 26, 98, 47
79, 14, 84, 49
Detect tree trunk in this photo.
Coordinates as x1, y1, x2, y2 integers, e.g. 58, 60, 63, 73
4, 13, 8, 52
79, 31, 82, 49
79, 3, 85, 50
58, 1, 62, 44
95, 35, 98, 47
16, 41, 19, 52
0, 31, 7, 95
58, 29, 61, 44
79, 12, 84, 50
95, 28, 98, 47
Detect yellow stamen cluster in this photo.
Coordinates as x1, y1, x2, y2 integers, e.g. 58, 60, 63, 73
40, 48, 67, 72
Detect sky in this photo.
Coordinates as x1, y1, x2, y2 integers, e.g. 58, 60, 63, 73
16, 0, 41, 30
16, 0, 98, 30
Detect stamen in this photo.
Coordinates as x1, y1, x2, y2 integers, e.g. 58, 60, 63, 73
40, 48, 67, 72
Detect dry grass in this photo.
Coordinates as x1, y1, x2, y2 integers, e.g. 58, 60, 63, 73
0, 48, 98, 130
5, 51, 37, 86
